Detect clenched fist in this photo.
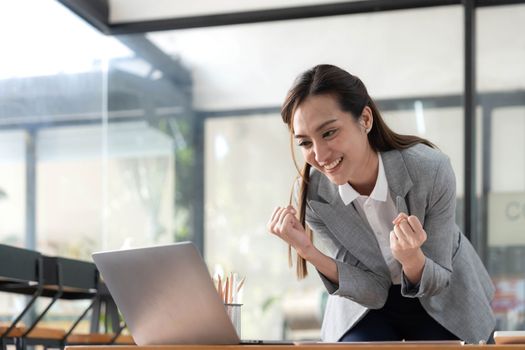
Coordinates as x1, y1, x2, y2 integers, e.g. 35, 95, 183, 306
390, 213, 427, 268
267, 205, 311, 257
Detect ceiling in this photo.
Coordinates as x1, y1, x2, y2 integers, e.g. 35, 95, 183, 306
59, 0, 509, 35
108, 0, 356, 23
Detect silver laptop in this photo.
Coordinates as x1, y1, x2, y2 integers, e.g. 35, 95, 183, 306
92, 242, 240, 345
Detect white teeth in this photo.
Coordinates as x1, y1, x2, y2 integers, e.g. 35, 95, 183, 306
324, 157, 342, 170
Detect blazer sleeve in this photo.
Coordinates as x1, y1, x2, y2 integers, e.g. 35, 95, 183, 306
306, 208, 390, 309
401, 155, 456, 298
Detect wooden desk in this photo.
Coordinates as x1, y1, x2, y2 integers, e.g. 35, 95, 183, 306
65, 344, 525, 350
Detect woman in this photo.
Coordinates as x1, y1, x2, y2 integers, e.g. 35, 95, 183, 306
267, 64, 495, 343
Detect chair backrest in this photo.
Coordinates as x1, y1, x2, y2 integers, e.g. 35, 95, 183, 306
0, 244, 41, 288
41, 256, 98, 298
0, 244, 123, 348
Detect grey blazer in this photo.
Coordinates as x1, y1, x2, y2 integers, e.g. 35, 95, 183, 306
302, 144, 495, 343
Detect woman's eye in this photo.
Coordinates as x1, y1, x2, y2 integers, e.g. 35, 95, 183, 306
298, 140, 312, 148
323, 129, 337, 138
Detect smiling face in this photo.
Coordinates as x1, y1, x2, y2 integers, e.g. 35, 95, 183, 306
292, 94, 376, 187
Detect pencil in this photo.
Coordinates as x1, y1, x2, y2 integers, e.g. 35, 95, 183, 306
218, 275, 223, 301
224, 277, 230, 304
228, 273, 234, 303
236, 277, 245, 293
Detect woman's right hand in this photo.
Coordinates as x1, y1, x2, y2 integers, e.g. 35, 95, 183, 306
267, 205, 312, 257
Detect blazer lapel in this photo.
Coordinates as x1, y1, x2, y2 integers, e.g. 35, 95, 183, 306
309, 176, 391, 279
381, 149, 414, 215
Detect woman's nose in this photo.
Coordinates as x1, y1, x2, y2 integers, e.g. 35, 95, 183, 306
313, 142, 330, 165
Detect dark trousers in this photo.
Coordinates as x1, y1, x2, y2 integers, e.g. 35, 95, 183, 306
339, 285, 459, 342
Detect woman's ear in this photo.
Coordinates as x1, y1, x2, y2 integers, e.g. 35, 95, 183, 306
360, 106, 373, 133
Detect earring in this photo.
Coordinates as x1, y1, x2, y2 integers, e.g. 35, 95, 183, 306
365, 127, 371, 134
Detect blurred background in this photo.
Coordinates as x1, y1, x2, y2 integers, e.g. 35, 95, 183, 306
0, 0, 524, 340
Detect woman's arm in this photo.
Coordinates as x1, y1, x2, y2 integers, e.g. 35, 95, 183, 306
268, 205, 390, 308
268, 205, 338, 283
397, 155, 458, 297
300, 241, 339, 283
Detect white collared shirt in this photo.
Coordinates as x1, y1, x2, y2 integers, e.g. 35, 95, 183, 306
338, 154, 402, 284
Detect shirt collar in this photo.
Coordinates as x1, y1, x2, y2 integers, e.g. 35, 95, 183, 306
338, 153, 388, 205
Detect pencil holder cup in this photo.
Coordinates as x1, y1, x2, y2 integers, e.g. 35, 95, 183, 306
225, 303, 242, 337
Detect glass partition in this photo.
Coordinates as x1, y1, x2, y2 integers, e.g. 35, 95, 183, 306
478, 4, 525, 331
0, 0, 190, 332
0, 131, 25, 246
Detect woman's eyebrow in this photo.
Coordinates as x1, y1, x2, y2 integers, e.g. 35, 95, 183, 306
294, 119, 338, 138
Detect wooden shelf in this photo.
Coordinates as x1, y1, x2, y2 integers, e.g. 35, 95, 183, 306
67, 333, 134, 344
0, 326, 66, 339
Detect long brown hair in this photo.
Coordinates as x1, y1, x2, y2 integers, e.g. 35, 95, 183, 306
281, 64, 434, 279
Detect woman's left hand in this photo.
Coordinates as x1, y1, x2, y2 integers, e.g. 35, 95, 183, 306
390, 213, 427, 266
